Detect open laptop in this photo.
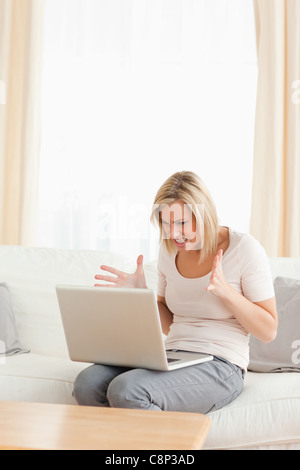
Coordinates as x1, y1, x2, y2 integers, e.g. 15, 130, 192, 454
56, 285, 213, 371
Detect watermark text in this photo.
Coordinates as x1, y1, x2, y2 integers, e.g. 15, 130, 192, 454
292, 340, 300, 365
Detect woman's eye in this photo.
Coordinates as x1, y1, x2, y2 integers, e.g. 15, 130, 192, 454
162, 221, 187, 226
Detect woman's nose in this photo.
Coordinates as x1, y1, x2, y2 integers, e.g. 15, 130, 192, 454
171, 227, 182, 239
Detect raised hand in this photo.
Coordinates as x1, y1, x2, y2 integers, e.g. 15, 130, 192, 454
94, 254, 147, 289
206, 249, 230, 298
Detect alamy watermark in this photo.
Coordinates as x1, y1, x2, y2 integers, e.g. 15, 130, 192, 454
0, 80, 6, 105
292, 80, 300, 105
95, 198, 205, 245
292, 340, 300, 365
154, 202, 205, 249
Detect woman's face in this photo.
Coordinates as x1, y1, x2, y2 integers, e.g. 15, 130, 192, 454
160, 200, 204, 251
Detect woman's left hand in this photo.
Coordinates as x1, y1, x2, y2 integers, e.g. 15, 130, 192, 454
206, 249, 231, 299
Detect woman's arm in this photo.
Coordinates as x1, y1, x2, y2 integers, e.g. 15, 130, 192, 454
207, 250, 278, 343
221, 289, 277, 343
157, 295, 173, 335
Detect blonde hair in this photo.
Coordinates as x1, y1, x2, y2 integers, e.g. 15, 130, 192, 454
150, 171, 219, 263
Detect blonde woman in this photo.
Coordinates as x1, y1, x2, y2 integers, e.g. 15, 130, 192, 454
73, 171, 278, 414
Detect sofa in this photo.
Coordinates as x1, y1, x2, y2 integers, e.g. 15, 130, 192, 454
0, 245, 299, 450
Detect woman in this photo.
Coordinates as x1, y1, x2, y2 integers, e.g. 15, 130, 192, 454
73, 171, 278, 414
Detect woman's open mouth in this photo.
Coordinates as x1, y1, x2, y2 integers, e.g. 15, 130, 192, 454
173, 238, 188, 247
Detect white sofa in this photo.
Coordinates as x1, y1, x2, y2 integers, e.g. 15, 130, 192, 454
0, 245, 299, 450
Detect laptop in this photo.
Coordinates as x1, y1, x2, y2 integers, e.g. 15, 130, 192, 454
56, 285, 213, 371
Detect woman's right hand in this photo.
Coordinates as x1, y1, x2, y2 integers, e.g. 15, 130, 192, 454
94, 254, 147, 289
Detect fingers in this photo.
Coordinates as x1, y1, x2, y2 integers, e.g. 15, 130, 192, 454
136, 255, 145, 275
99, 265, 122, 276
211, 251, 221, 275
94, 283, 115, 288
136, 254, 144, 265
212, 250, 223, 271
95, 255, 145, 289
206, 249, 223, 292
94, 265, 120, 287
206, 283, 214, 291
215, 249, 223, 264
94, 274, 118, 283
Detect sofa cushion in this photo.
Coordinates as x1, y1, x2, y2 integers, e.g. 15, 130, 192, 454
0, 353, 89, 404
205, 371, 300, 449
249, 277, 300, 373
0, 283, 29, 357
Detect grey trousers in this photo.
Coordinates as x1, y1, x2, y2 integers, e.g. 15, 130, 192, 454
73, 356, 244, 414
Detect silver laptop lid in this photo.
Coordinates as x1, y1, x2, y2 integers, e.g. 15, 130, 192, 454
56, 286, 168, 370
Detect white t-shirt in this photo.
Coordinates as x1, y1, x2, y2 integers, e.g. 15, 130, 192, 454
157, 228, 275, 371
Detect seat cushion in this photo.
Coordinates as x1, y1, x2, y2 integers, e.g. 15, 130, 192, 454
204, 372, 300, 449
1, 355, 299, 449
0, 353, 90, 405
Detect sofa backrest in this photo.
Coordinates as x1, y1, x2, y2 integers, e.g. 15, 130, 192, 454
0, 246, 299, 358
0, 246, 136, 357
269, 257, 300, 281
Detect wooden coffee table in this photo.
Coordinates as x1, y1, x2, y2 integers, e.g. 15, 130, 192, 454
0, 401, 211, 450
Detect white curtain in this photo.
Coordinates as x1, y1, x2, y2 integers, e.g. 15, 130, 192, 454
38, 0, 257, 261
250, 0, 300, 257
0, 0, 44, 245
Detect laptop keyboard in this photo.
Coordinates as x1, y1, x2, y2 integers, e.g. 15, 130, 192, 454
167, 357, 180, 363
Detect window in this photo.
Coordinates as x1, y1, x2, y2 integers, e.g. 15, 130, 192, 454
38, 0, 257, 261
